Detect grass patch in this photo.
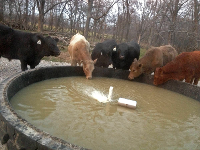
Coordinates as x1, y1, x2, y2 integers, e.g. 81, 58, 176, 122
139, 48, 147, 58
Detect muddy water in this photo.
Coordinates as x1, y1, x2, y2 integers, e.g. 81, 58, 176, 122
10, 77, 200, 150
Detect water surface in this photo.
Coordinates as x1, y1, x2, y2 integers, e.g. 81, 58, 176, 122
10, 77, 200, 149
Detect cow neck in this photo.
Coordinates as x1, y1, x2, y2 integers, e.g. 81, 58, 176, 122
162, 61, 181, 73
35, 46, 46, 59
162, 72, 182, 84
80, 50, 92, 63
138, 56, 148, 71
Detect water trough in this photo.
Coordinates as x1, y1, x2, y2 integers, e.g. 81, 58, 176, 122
0, 66, 200, 149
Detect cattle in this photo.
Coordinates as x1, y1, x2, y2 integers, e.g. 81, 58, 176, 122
154, 51, 200, 85
0, 24, 60, 71
91, 39, 117, 67
128, 45, 178, 80
112, 41, 140, 70
68, 33, 95, 79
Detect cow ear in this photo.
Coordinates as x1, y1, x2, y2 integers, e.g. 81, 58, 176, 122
138, 63, 143, 68
113, 46, 116, 51
94, 59, 97, 64
37, 40, 41, 45
33, 34, 44, 45
134, 58, 137, 62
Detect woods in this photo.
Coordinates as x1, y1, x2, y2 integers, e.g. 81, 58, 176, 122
0, 0, 199, 52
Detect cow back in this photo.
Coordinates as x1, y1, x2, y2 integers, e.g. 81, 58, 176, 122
68, 33, 91, 62
92, 39, 117, 68
160, 45, 178, 66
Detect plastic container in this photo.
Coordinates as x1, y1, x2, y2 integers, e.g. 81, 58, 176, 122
118, 98, 137, 109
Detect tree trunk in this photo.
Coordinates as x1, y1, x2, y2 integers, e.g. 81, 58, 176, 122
36, 0, 45, 32
193, 0, 199, 48
84, 0, 93, 39
168, 0, 179, 45
125, 0, 131, 41
0, 0, 4, 22
56, 2, 68, 30
31, 1, 36, 30
23, 0, 29, 30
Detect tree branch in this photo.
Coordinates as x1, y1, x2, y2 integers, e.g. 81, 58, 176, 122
91, 0, 119, 20
44, 0, 70, 15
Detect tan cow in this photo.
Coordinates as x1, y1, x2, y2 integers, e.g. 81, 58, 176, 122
128, 45, 178, 80
154, 51, 200, 85
68, 33, 95, 79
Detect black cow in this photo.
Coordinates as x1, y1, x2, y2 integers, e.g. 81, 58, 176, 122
112, 41, 140, 70
0, 24, 60, 71
91, 39, 117, 67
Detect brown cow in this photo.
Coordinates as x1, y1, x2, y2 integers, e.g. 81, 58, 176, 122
68, 33, 95, 79
154, 51, 200, 85
128, 45, 178, 80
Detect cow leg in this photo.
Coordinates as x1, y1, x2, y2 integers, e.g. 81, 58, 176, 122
71, 59, 77, 66
185, 77, 192, 84
20, 60, 28, 71
30, 64, 36, 69
193, 77, 200, 85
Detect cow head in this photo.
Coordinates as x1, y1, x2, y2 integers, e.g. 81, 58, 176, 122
82, 60, 95, 79
34, 34, 60, 57
154, 67, 185, 85
94, 52, 112, 67
116, 43, 129, 60
128, 58, 143, 80
153, 67, 164, 85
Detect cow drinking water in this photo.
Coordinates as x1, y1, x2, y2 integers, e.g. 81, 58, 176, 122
128, 45, 178, 80
154, 51, 200, 85
68, 33, 95, 79
0, 24, 60, 71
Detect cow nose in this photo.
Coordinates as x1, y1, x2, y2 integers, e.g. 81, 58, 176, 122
128, 75, 134, 80
120, 55, 124, 59
153, 81, 158, 86
86, 76, 92, 80
54, 51, 60, 56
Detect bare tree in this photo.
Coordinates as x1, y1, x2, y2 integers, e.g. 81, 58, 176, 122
84, 0, 118, 39
23, 0, 29, 29
84, 0, 93, 38
36, 0, 45, 32
166, 0, 188, 45
193, 0, 200, 47
36, 0, 68, 32
0, 0, 4, 22
0, 0, 199, 52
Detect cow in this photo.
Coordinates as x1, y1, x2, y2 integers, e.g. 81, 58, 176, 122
112, 41, 140, 70
91, 39, 117, 68
154, 51, 200, 85
0, 24, 60, 71
68, 33, 95, 79
128, 45, 178, 80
